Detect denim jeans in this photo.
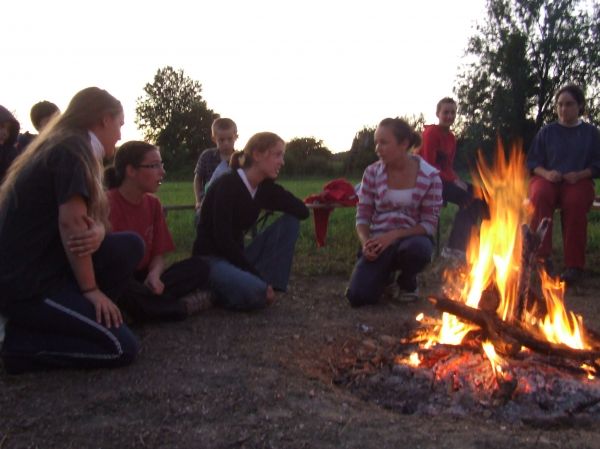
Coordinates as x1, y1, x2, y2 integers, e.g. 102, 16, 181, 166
1, 232, 144, 373
443, 181, 488, 252
206, 214, 301, 311
346, 235, 433, 307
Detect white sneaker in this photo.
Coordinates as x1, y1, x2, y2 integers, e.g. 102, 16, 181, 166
397, 287, 419, 303
441, 247, 466, 262
385, 284, 419, 303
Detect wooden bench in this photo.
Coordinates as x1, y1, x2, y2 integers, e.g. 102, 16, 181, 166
163, 202, 346, 216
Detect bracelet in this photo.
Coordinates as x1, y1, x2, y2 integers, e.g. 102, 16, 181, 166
81, 285, 98, 294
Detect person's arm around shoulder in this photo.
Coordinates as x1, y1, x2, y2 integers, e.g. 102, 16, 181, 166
66, 215, 105, 257
59, 195, 122, 328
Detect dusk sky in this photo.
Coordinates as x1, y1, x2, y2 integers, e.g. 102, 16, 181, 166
3, 0, 485, 153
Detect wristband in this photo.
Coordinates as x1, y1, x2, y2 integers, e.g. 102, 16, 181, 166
81, 285, 98, 294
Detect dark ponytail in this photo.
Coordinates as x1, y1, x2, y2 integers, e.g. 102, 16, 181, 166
379, 118, 421, 150
231, 132, 284, 170
104, 140, 158, 189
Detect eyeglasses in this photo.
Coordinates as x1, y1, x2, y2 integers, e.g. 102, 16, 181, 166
137, 162, 165, 170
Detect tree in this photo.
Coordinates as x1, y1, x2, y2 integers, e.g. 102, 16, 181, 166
136, 66, 216, 170
344, 126, 377, 175
455, 0, 600, 154
344, 114, 427, 175
282, 137, 333, 176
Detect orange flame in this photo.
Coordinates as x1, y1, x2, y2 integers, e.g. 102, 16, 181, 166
535, 271, 589, 350
428, 141, 589, 354
482, 341, 503, 375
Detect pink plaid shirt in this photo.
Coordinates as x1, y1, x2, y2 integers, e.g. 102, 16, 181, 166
356, 156, 443, 237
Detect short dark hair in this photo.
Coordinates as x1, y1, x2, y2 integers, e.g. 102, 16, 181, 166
30, 101, 59, 131
555, 84, 586, 115
436, 97, 457, 114
211, 117, 237, 135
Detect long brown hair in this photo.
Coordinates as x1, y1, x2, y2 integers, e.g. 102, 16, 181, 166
230, 132, 284, 170
0, 87, 122, 226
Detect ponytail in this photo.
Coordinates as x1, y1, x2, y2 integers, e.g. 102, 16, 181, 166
378, 118, 421, 150
409, 129, 421, 150
104, 166, 122, 189
234, 132, 284, 170
105, 140, 157, 189
229, 150, 246, 170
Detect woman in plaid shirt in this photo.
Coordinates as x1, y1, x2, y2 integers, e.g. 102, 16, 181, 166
346, 118, 443, 306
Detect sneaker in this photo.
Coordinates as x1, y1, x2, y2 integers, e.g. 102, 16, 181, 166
560, 268, 584, 285
440, 247, 467, 266
397, 288, 420, 303
385, 284, 419, 303
180, 289, 215, 316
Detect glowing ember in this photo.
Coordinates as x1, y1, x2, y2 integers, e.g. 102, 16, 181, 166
409, 352, 420, 367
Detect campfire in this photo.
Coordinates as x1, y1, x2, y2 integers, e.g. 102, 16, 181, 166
387, 142, 600, 423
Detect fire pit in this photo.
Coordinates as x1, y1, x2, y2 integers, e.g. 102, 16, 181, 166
334, 144, 600, 427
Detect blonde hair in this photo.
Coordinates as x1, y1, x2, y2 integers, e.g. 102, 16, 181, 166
0, 87, 122, 227
230, 132, 284, 170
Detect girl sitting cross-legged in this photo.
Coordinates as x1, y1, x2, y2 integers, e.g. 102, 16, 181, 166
103, 141, 212, 322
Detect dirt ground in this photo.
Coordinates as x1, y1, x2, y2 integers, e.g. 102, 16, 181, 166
2, 265, 600, 449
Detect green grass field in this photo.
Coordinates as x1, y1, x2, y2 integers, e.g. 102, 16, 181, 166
157, 177, 600, 277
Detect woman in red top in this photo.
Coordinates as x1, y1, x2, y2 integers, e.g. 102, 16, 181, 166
420, 97, 487, 257
105, 141, 211, 321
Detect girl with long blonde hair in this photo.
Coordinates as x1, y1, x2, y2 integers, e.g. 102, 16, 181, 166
0, 87, 143, 374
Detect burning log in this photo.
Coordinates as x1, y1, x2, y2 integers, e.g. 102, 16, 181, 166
515, 218, 551, 322
429, 295, 600, 364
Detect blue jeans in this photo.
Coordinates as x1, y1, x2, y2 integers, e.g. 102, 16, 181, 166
1, 232, 144, 374
207, 214, 301, 311
346, 235, 433, 307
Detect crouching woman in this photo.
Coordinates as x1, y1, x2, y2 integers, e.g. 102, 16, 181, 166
192, 132, 309, 310
0, 87, 143, 374
346, 118, 443, 306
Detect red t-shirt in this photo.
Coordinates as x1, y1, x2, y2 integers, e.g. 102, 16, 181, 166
420, 124, 457, 182
107, 189, 175, 272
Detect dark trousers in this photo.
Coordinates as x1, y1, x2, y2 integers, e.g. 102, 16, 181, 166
443, 181, 488, 252
1, 232, 144, 374
345, 235, 433, 307
119, 256, 210, 322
